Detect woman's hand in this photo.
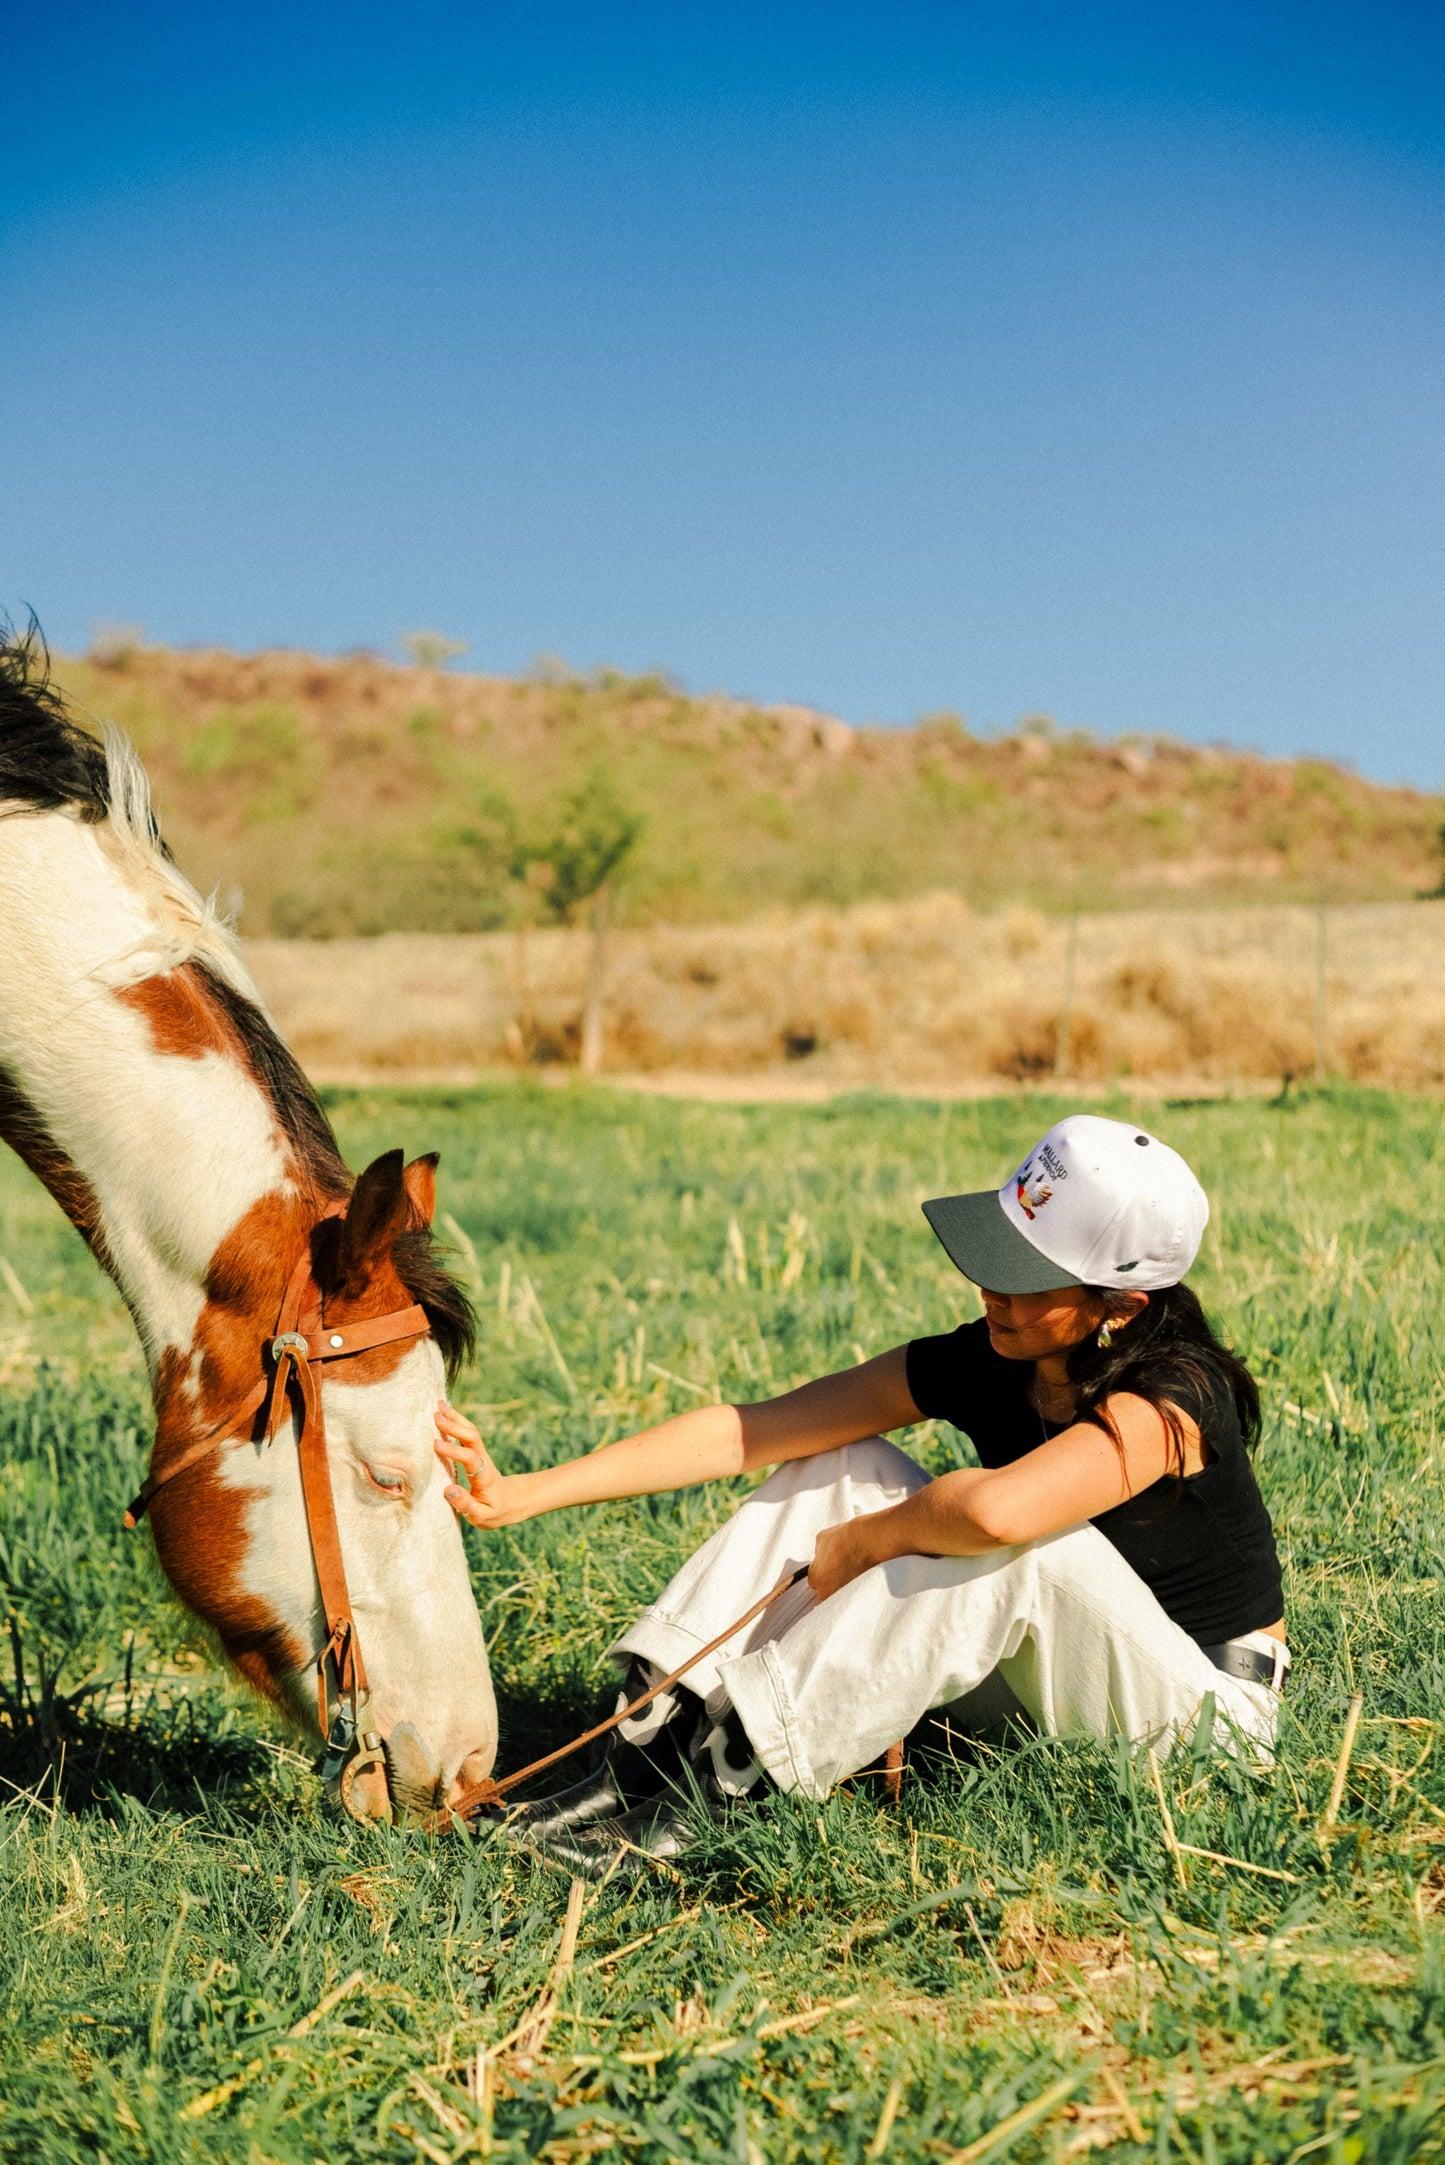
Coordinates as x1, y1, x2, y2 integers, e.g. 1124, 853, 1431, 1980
434, 1402, 533, 1529
808, 1511, 886, 1601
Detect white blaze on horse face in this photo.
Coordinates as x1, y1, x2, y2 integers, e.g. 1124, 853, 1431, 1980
0, 811, 288, 1362
225, 1339, 498, 1793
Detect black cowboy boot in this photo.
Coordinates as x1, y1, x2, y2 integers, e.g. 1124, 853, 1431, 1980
499, 1661, 701, 1841
518, 1705, 768, 1881
521, 1789, 703, 1880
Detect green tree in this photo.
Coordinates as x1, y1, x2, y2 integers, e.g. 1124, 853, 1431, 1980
517, 773, 646, 1072
516, 771, 645, 924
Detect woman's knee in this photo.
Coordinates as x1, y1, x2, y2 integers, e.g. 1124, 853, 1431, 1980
841, 1435, 930, 1501
750, 1436, 926, 1509
1029, 1521, 1139, 1601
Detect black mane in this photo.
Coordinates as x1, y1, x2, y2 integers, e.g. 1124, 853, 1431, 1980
195, 962, 355, 1201
0, 618, 111, 819
197, 965, 476, 1378
390, 1226, 478, 1381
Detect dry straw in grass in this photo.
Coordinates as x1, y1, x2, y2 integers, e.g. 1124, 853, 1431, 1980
247, 894, 1445, 1091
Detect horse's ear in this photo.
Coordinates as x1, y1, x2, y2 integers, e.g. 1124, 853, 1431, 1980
403, 1153, 439, 1228
337, 1150, 411, 1293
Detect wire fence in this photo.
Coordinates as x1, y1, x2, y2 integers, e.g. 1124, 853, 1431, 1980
246, 898, 1445, 1093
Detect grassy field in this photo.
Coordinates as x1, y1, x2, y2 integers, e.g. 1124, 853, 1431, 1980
3, 1081, 1445, 2161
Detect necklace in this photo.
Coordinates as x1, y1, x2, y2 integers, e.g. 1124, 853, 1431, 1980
1030, 1369, 1074, 1435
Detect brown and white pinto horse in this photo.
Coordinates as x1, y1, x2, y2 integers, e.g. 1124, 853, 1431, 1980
0, 630, 496, 1818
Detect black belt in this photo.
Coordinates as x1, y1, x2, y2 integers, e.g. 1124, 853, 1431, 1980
1201, 1638, 1288, 1692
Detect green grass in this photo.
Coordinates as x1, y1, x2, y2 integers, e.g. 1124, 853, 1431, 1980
3, 1082, 1445, 2161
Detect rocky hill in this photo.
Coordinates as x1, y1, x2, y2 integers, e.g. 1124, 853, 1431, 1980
52, 643, 1441, 935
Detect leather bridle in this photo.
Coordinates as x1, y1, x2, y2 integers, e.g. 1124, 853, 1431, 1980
124, 1202, 431, 1822
124, 1205, 908, 1835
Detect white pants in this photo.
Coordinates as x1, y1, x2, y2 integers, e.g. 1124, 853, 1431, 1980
613, 1439, 1279, 1801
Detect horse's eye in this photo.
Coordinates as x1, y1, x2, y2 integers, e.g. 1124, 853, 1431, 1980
364, 1464, 407, 1496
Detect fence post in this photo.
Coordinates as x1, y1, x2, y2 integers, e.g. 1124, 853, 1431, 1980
580, 876, 610, 1077
1314, 903, 1328, 1083
1054, 913, 1079, 1081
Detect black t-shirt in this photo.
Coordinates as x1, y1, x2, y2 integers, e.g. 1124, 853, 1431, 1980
905, 1318, 1284, 1646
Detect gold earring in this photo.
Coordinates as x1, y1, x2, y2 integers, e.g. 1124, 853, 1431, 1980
1096, 1319, 1115, 1350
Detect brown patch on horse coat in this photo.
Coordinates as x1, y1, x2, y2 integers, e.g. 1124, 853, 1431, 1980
148, 1186, 432, 1709
116, 965, 247, 1062
115, 960, 353, 1203
0, 1064, 112, 1268
166, 1191, 427, 1440
146, 1386, 311, 1709
146, 1190, 312, 1693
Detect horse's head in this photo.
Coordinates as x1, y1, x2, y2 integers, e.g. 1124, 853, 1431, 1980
149, 1146, 498, 1823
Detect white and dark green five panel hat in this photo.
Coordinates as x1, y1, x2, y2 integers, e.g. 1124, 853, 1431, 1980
922, 1114, 1209, 1295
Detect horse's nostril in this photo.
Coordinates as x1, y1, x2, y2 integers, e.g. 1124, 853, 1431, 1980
452, 1746, 496, 1800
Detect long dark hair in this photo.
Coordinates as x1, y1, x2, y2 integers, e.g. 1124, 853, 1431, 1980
1066, 1281, 1260, 1478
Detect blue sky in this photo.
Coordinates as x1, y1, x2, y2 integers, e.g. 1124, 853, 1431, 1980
2, 3, 1442, 782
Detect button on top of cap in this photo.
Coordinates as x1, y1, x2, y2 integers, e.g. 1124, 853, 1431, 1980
1135, 1135, 1149, 1145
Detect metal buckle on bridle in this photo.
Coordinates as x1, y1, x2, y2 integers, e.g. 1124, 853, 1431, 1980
315, 1702, 360, 1786
312, 1611, 393, 1823
270, 1330, 310, 1364
333, 1704, 392, 1824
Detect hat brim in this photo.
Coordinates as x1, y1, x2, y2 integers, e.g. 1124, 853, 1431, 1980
922, 1191, 1085, 1295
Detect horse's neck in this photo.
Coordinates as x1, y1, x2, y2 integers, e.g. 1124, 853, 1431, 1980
0, 810, 301, 1372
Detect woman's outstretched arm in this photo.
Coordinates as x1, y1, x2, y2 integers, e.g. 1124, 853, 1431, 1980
436, 1345, 919, 1529
807, 1391, 1194, 1597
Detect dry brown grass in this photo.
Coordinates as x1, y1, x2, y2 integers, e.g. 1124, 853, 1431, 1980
245, 893, 1445, 1092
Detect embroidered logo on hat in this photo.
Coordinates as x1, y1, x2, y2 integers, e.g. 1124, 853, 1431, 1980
1015, 1166, 1053, 1219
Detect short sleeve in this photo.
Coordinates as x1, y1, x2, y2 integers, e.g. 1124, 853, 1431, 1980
904, 1317, 1037, 1466
905, 1322, 979, 1421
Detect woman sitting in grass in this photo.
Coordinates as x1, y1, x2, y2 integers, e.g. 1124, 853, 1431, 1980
437, 1114, 1286, 1877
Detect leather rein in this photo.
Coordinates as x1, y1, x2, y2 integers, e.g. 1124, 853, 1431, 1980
124, 1207, 904, 1830
124, 1202, 430, 1821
